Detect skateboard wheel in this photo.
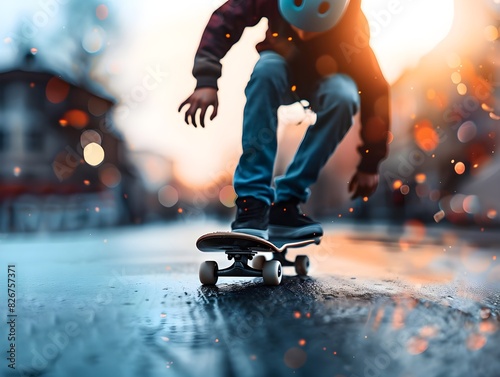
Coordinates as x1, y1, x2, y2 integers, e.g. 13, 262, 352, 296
262, 260, 282, 286
252, 255, 267, 270
199, 261, 218, 285
294, 255, 310, 276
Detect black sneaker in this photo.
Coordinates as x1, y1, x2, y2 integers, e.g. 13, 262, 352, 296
269, 198, 323, 239
231, 197, 269, 239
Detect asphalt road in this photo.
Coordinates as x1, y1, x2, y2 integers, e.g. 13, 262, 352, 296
0, 220, 499, 377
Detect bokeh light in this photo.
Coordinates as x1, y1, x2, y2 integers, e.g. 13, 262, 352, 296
454, 162, 466, 175
466, 333, 487, 351
63, 109, 89, 128
433, 210, 445, 223
429, 190, 440, 202
82, 26, 106, 53
96, 4, 109, 20
484, 25, 499, 41
416, 184, 429, 198
219, 185, 237, 208
420, 325, 439, 339
487, 209, 497, 219
99, 164, 122, 188
393, 180, 403, 190
451, 72, 462, 84
400, 185, 410, 195
284, 347, 307, 369
46, 77, 70, 104
489, 112, 500, 120
415, 173, 427, 184
158, 185, 179, 208
457, 83, 468, 95
463, 195, 480, 214
414, 120, 439, 152
407, 336, 428, 355
81, 130, 102, 148
83, 142, 105, 166
450, 194, 466, 213
482, 103, 494, 112
457, 121, 477, 143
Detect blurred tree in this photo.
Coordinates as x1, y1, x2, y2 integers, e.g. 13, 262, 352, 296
1, 0, 118, 91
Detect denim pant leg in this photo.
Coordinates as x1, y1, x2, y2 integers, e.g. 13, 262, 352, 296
274, 74, 360, 203
234, 52, 292, 205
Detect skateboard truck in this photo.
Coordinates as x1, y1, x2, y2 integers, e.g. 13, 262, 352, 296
218, 252, 262, 278
199, 251, 283, 286
272, 251, 310, 276
196, 232, 320, 286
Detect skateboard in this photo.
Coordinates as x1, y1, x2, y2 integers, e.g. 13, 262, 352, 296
196, 232, 321, 286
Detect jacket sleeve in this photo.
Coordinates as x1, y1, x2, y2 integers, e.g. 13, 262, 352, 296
342, 12, 391, 173
193, 1, 262, 90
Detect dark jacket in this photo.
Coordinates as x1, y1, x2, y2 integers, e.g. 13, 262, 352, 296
193, 0, 390, 173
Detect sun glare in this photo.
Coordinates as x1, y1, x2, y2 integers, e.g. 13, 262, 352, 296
362, 0, 455, 83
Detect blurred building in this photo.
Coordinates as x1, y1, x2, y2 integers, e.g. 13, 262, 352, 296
380, 0, 500, 225
0, 54, 145, 232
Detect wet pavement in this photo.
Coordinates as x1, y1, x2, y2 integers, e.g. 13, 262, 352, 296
0, 220, 499, 377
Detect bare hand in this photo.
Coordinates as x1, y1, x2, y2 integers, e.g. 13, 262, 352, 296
178, 87, 218, 128
348, 171, 379, 200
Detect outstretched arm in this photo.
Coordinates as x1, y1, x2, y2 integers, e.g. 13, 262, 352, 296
342, 11, 390, 199
179, 1, 263, 127
346, 11, 391, 175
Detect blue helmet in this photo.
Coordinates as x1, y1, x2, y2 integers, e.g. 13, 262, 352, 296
278, 0, 350, 32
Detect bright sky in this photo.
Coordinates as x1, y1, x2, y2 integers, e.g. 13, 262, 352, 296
0, 0, 455, 187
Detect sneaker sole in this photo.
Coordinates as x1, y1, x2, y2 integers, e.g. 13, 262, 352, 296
268, 224, 323, 239
231, 228, 269, 240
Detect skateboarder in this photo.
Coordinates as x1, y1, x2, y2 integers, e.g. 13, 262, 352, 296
179, 0, 390, 240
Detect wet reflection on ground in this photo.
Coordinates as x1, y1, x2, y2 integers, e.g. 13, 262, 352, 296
0, 221, 498, 376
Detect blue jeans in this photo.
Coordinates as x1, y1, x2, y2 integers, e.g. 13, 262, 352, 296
234, 51, 360, 205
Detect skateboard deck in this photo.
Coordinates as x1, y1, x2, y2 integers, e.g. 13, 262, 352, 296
197, 232, 321, 286
197, 231, 320, 253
